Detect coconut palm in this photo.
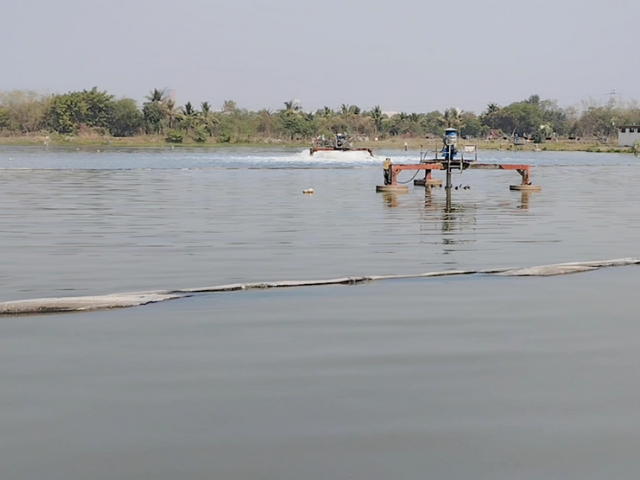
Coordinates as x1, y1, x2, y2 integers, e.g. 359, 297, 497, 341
143, 89, 167, 134
316, 106, 335, 118
178, 101, 199, 133
483, 103, 501, 130
282, 100, 302, 116
222, 100, 237, 114
439, 108, 465, 130
146, 88, 165, 104
164, 99, 179, 129
367, 105, 384, 131
199, 101, 218, 133
340, 104, 361, 116
486, 103, 500, 115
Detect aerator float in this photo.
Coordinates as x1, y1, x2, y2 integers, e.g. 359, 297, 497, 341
376, 128, 541, 193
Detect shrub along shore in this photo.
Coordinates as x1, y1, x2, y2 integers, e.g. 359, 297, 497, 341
1, 88, 639, 154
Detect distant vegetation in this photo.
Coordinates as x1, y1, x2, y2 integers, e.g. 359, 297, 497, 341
1, 88, 639, 145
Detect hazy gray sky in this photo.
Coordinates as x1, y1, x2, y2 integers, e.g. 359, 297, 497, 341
2, 0, 637, 113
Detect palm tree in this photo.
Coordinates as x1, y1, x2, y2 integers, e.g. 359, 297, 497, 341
200, 101, 212, 114
339, 104, 361, 117
439, 108, 465, 130
317, 106, 334, 117
179, 101, 198, 133
486, 103, 500, 115
145, 88, 165, 104
164, 99, 179, 129
222, 100, 237, 114
143, 89, 167, 134
199, 101, 218, 134
483, 103, 501, 130
183, 102, 197, 117
367, 105, 384, 136
282, 100, 302, 116
340, 104, 351, 116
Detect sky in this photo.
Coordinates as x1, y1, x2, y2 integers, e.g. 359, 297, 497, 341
2, 0, 638, 114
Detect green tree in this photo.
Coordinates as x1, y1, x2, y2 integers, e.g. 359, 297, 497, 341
255, 109, 275, 137
0, 107, 10, 130
278, 114, 314, 140
164, 99, 180, 130
439, 108, 465, 130
282, 100, 302, 116
525, 94, 541, 105
45, 91, 88, 134
143, 102, 165, 134
0, 90, 50, 133
316, 106, 334, 117
110, 98, 143, 137
143, 88, 167, 134
340, 104, 361, 116
199, 101, 218, 135
366, 105, 384, 136
146, 89, 165, 103
460, 112, 488, 138
81, 87, 116, 129
481, 103, 501, 130
178, 101, 199, 136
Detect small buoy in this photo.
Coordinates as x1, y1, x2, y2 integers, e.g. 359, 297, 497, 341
303, 188, 314, 194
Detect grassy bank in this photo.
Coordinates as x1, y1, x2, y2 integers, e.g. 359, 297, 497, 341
0, 134, 636, 154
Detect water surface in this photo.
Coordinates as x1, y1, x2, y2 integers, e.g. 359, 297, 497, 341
0, 146, 639, 479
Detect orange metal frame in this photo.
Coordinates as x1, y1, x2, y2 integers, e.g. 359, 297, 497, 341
390, 162, 532, 185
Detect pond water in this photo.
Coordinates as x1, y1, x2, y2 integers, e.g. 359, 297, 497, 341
0, 146, 639, 479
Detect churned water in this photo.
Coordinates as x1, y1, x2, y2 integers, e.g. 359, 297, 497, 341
1, 146, 639, 479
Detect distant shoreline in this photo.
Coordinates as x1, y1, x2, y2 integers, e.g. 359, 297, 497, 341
0, 135, 635, 154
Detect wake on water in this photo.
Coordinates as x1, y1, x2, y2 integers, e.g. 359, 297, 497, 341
293, 149, 381, 165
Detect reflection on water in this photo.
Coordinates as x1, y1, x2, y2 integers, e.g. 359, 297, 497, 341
383, 186, 537, 250
381, 191, 399, 208
519, 191, 531, 210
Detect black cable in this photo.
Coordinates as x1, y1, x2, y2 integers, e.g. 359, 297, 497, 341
396, 170, 422, 184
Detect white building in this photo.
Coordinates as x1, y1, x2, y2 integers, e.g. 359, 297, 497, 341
618, 126, 640, 146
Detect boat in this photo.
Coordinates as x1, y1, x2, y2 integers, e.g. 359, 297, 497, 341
310, 133, 374, 156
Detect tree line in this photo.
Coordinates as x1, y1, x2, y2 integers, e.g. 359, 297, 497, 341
1, 88, 639, 144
